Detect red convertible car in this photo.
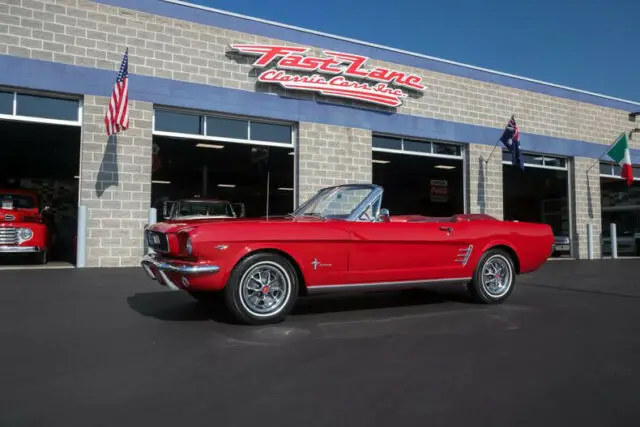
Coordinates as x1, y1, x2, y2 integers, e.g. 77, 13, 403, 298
142, 184, 554, 325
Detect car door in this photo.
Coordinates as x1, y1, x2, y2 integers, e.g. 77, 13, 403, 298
346, 219, 474, 284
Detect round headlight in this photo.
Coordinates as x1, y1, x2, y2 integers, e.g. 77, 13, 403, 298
18, 228, 33, 241
186, 237, 193, 255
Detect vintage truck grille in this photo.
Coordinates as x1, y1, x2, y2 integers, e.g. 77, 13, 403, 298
0, 227, 18, 245
146, 230, 169, 252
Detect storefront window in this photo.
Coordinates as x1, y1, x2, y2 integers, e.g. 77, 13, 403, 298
432, 142, 461, 156
372, 135, 402, 150
601, 211, 639, 237
250, 121, 291, 144
15, 93, 79, 121
206, 116, 248, 139
544, 157, 566, 168
154, 110, 203, 135
0, 91, 13, 115
403, 138, 432, 153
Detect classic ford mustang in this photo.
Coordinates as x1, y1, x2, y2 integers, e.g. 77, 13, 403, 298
142, 184, 554, 325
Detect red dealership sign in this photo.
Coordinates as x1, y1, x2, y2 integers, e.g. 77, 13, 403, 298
229, 44, 426, 107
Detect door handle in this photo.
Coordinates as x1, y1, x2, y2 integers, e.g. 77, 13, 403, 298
439, 226, 453, 234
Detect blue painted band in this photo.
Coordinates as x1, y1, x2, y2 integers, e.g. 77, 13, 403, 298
2, 53, 639, 164
93, 0, 640, 112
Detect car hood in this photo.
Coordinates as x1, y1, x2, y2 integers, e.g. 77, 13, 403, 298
0, 208, 41, 223
148, 215, 325, 233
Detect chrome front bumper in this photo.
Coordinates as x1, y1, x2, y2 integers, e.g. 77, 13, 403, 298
140, 254, 220, 291
0, 246, 41, 253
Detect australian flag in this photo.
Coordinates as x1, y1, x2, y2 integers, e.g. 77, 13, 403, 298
499, 115, 524, 170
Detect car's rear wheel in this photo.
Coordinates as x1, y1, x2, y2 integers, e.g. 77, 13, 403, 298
224, 252, 299, 325
467, 248, 515, 304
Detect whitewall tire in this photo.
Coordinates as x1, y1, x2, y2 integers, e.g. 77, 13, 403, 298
467, 249, 516, 304
224, 252, 299, 325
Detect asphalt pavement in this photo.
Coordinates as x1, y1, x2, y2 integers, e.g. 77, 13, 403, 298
0, 259, 639, 427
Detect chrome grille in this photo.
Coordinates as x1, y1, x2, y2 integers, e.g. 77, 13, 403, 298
146, 230, 169, 252
0, 227, 18, 245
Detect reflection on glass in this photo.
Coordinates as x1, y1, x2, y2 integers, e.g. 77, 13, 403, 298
600, 162, 614, 175
206, 116, 248, 139
523, 154, 544, 165
432, 142, 461, 156
372, 135, 401, 150
251, 121, 291, 143
544, 157, 565, 168
16, 93, 79, 121
0, 91, 13, 115
155, 110, 203, 134
403, 139, 431, 153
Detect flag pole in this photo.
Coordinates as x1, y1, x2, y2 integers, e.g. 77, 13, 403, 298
585, 132, 624, 173
486, 114, 515, 163
485, 139, 501, 163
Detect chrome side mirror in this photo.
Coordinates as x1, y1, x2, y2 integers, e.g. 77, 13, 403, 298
377, 208, 390, 222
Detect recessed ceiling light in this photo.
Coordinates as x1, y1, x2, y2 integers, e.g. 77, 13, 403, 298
434, 165, 455, 170
152, 180, 171, 184
218, 184, 235, 188
196, 143, 224, 149
73, 175, 79, 179
288, 152, 295, 155
277, 187, 294, 191
372, 159, 390, 164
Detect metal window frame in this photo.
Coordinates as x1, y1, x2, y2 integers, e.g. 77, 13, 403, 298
0, 87, 82, 126
152, 105, 295, 147
598, 161, 640, 182
372, 133, 464, 159
501, 150, 568, 171
371, 133, 466, 213
152, 105, 297, 213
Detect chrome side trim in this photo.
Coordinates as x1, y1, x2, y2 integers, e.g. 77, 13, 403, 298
307, 277, 472, 294
140, 254, 221, 275
0, 246, 40, 253
455, 245, 473, 266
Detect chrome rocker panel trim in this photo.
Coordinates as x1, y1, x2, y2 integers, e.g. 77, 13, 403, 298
306, 277, 472, 294
0, 246, 42, 253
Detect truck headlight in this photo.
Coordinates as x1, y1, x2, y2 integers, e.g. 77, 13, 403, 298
18, 228, 33, 241
186, 237, 193, 255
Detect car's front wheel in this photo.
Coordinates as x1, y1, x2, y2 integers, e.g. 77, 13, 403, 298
467, 248, 516, 304
224, 252, 299, 325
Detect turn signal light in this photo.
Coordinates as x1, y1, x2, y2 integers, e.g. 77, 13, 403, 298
176, 232, 193, 257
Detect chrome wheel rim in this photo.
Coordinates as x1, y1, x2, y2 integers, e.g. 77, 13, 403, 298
481, 255, 512, 298
238, 261, 291, 317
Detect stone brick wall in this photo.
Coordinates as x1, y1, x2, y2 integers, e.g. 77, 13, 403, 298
571, 157, 602, 259
0, 0, 637, 149
466, 143, 504, 219
79, 95, 153, 267
297, 123, 372, 204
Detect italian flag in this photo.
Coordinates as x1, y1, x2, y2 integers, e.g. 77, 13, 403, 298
607, 133, 634, 186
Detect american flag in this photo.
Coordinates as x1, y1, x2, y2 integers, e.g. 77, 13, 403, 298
499, 115, 524, 170
104, 48, 129, 136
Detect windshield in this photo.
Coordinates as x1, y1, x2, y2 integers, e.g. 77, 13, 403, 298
293, 185, 377, 219
176, 201, 235, 217
1, 193, 36, 209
